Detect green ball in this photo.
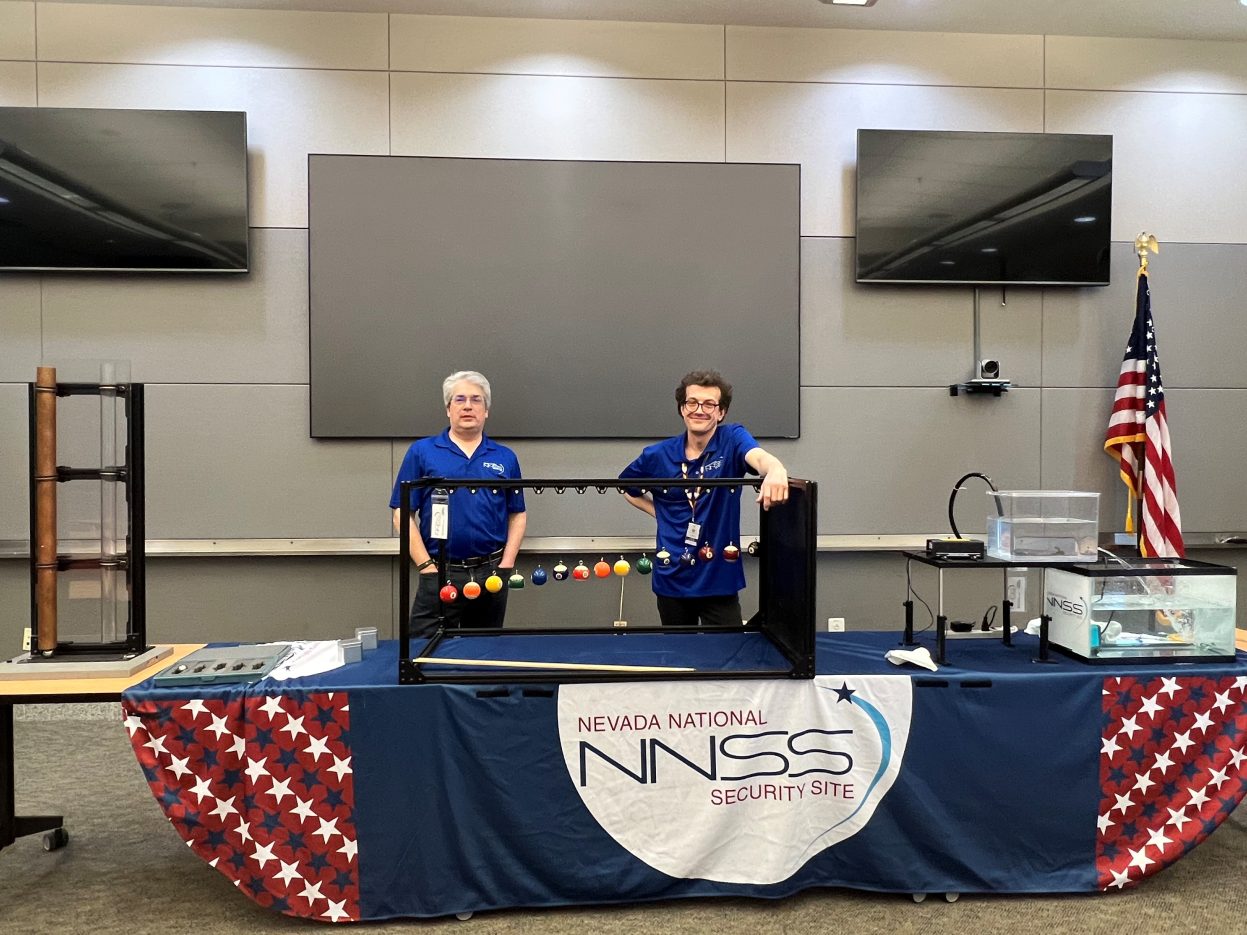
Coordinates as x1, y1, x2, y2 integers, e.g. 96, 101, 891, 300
636, 556, 653, 575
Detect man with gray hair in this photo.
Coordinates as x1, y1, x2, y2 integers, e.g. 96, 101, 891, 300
390, 371, 526, 635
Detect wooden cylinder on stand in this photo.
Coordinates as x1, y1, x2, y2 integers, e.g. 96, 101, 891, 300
34, 365, 58, 655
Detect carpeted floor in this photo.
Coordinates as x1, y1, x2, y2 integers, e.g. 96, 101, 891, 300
2, 712, 1244, 934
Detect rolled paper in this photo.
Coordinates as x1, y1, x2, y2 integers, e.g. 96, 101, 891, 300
552, 561, 569, 582
439, 583, 459, 603
508, 572, 525, 589
531, 565, 548, 586
613, 557, 631, 576
594, 559, 611, 578
636, 555, 653, 575
462, 580, 482, 600
484, 573, 504, 593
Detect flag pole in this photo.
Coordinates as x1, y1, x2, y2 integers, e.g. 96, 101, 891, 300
1133, 232, 1158, 557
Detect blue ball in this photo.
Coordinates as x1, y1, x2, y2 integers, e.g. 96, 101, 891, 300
532, 567, 548, 586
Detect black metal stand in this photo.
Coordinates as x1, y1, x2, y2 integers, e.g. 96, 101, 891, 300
26, 381, 148, 659
936, 614, 948, 665
0, 702, 66, 852
1032, 614, 1056, 664
1001, 598, 1013, 647
398, 477, 817, 684
902, 599, 916, 646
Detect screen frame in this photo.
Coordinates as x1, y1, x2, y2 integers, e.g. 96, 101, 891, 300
0, 106, 250, 274
854, 128, 1113, 287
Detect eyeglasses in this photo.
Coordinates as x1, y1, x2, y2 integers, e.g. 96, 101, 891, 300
682, 399, 721, 413
451, 395, 485, 407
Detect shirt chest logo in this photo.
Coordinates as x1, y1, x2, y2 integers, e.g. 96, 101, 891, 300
703, 458, 724, 473
481, 461, 506, 474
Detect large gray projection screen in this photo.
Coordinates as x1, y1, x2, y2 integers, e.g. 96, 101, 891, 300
308, 156, 800, 438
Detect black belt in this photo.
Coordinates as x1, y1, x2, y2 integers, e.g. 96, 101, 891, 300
444, 549, 504, 571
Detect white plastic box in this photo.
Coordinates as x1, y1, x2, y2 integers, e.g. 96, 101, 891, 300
1044, 559, 1237, 663
985, 490, 1099, 562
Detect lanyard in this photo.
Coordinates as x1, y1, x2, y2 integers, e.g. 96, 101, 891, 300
680, 460, 705, 521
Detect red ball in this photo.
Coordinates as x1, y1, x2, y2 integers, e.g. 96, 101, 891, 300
439, 583, 458, 603
573, 563, 591, 580
594, 560, 611, 578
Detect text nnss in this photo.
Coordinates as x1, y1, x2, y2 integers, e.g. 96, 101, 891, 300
577, 729, 856, 787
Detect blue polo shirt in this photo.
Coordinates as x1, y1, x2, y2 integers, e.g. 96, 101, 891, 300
619, 423, 760, 599
390, 429, 525, 561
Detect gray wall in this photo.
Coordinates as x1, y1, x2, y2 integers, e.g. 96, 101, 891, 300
3, 5, 1247, 656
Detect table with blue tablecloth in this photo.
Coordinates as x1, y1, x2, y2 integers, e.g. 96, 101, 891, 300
120, 631, 1247, 922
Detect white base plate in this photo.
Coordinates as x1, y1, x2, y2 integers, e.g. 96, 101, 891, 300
0, 645, 173, 680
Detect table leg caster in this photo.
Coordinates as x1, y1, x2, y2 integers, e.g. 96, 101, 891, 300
42, 827, 69, 851
911, 893, 927, 903
455, 911, 473, 921
944, 892, 959, 903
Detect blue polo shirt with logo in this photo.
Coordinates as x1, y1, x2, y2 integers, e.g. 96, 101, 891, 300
390, 429, 525, 561
619, 422, 760, 598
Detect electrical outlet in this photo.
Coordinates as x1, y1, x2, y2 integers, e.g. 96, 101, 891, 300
1006, 576, 1026, 613
827, 617, 845, 632
22, 627, 31, 652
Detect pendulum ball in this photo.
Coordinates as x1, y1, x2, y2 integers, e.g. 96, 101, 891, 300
613, 557, 631, 576
484, 572, 504, 593
508, 571, 525, 589
636, 555, 653, 575
439, 583, 459, 603
573, 561, 591, 581
462, 580, 482, 600
723, 543, 741, 562
531, 565, 548, 586
698, 542, 715, 562
594, 559, 611, 578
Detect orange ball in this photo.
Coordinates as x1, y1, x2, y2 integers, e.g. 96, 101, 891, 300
462, 580, 482, 599
594, 560, 611, 578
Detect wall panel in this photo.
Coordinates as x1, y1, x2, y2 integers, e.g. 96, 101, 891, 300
144, 384, 392, 539
728, 26, 1042, 87
1047, 89, 1247, 245
0, 277, 41, 382
42, 229, 310, 384
390, 72, 724, 161
1047, 36, 1247, 94
37, 3, 388, 70
391, 14, 723, 79
0, 1, 34, 61
0, 60, 36, 104
727, 82, 1044, 237
36, 62, 389, 228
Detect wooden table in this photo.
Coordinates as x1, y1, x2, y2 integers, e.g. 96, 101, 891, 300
0, 644, 203, 852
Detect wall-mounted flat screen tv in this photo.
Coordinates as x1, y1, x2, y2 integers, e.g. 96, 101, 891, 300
855, 129, 1111, 286
0, 107, 249, 272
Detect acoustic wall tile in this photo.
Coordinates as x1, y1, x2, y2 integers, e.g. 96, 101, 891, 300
144, 384, 393, 539
1147, 389, 1247, 533
147, 557, 393, 644
801, 237, 1042, 388
1042, 241, 1244, 389
0, 383, 28, 540
1038, 387, 1128, 526
728, 82, 1043, 237
0, 2, 34, 60
0, 276, 41, 381
1047, 36, 1247, 94
390, 72, 724, 161
0, 61, 35, 104
391, 14, 723, 80
41, 229, 309, 384
0, 562, 26, 660
793, 386, 1040, 534
728, 26, 1042, 88
37, 3, 388, 71
37, 62, 389, 228
1046, 89, 1247, 245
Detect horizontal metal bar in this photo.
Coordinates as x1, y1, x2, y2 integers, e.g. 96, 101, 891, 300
1, 533, 1245, 559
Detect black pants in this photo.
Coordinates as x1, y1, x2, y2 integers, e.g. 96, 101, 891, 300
410, 569, 509, 638
655, 594, 743, 627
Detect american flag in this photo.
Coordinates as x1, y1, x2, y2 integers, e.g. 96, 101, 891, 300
122, 691, 359, 922
1104, 271, 1184, 558
1097, 674, 1247, 889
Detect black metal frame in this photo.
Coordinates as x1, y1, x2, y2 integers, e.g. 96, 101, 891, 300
26, 381, 147, 659
397, 477, 817, 684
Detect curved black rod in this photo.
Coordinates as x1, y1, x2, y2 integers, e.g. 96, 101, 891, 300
948, 471, 1002, 539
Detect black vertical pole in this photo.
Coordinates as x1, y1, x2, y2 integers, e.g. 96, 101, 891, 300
399, 481, 411, 672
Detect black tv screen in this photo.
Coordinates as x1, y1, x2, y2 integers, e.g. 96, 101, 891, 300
0, 107, 249, 272
855, 129, 1112, 286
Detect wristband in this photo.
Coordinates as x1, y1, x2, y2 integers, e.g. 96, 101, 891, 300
416, 558, 437, 571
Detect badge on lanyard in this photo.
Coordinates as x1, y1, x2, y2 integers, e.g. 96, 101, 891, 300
430, 489, 450, 541
682, 461, 704, 546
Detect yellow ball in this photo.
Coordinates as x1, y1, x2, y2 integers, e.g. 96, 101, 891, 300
484, 573, 504, 593
613, 558, 631, 576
